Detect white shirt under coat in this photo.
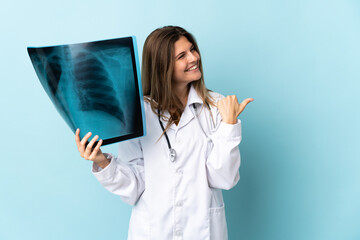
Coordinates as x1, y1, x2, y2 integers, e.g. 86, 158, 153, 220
92, 84, 242, 240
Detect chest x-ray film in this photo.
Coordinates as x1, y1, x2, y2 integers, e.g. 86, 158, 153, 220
27, 37, 146, 145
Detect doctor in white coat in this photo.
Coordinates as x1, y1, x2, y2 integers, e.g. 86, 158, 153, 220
75, 26, 253, 240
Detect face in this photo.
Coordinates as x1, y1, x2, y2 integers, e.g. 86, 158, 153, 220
172, 36, 201, 86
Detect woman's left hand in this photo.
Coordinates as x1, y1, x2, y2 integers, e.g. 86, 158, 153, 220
217, 95, 254, 124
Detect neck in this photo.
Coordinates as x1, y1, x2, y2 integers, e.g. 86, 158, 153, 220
173, 83, 190, 107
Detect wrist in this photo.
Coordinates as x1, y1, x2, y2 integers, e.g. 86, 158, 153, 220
221, 118, 237, 124
96, 154, 111, 169
97, 159, 110, 169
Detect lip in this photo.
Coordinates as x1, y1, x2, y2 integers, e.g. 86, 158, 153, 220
185, 63, 199, 72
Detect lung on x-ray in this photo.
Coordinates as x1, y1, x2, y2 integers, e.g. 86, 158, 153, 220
27, 37, 146, 145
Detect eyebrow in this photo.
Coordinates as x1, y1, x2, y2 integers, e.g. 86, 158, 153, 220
175, 44, 194, 59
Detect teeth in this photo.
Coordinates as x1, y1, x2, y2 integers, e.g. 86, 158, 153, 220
187, 65, 198, 71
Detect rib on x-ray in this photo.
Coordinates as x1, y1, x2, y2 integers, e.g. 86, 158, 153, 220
27, 37, 146, 145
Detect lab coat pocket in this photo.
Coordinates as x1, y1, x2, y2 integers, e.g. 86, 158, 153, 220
128, 208, 150, 240
209, 204, 228, 240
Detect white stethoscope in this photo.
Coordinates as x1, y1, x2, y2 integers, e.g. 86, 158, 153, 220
158, 102, 215, 162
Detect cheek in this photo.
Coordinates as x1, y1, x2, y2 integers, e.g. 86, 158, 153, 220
177, 61, 186, 71
173, 63, 185, 78
172, 67, 181, 81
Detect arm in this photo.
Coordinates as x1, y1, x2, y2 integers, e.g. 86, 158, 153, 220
92, 139, 145, 206
75, 129, 145, 206
206, 95, 253, 190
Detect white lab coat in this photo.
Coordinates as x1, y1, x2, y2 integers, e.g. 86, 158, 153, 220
92, 84, 242, 240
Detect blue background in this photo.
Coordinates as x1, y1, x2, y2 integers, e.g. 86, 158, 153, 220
1, 0, 359, 239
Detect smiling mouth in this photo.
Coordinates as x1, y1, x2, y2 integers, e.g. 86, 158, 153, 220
185, 64, 199, 72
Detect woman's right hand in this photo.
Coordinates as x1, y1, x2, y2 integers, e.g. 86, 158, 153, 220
75, 129, 110, 169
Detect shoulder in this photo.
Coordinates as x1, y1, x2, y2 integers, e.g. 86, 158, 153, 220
143, 96, 151, 104
141, 96, 158, 117
142, 96, 153, 110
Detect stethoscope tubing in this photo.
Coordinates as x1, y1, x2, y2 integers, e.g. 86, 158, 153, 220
158, 102, 214, 161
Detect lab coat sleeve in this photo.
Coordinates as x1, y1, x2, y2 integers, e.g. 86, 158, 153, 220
92, 138, 145, 206
206, 97, 242, 190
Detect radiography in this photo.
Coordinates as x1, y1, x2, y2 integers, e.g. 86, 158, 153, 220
27, 37, 146, 145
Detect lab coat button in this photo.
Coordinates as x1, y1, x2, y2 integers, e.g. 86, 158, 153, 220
176, 169, 183, 174
176, 201, 183, 207
175, 230, 182, 236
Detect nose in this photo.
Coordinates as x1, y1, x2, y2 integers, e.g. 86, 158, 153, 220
187, 51, 198, 62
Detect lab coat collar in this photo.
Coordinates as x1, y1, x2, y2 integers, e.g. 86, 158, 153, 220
162, 83, 203, 131
186, 83, 203, 107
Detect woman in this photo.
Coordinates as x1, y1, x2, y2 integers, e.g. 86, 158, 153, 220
75, 26, 253, 240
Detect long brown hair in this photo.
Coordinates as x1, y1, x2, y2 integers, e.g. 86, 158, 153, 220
142, 26, 215, 131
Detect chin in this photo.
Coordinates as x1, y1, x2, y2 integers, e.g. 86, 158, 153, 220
189, 78, 201, 85
191, 71, 202, 80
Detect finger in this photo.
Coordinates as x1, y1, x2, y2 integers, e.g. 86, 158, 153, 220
84, 135, 99, 158
80, 132, 92, 145
79, 132, 92, 153
239, 98, 254, 112
75, 128, 80, 148
231, 95, 238, 102
89, 139, 103, 160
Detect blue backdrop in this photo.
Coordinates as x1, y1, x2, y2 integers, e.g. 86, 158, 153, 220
1, 0, 359, 239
